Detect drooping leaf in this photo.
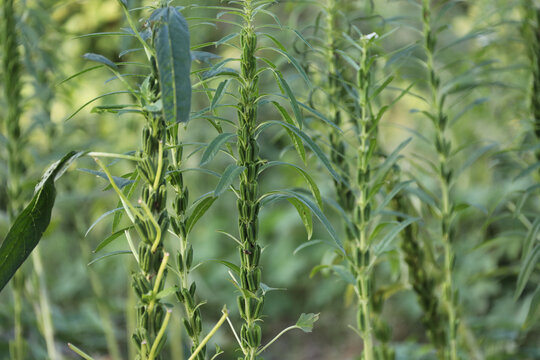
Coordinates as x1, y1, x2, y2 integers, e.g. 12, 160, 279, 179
373, 217, 419, 256
259, 161, 322, 209
288, 198, 313, 240
258, 120, 341, 182
271, 101, 306, 163
0, 151, 83, 292
83, 53, 119, 70
152, 7, 192, 123
261, 190, 343, 251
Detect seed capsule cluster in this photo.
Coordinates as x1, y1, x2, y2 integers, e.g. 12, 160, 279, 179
131, 57, 170, 360
235, 2, 265, 358
168, 124, 206, 360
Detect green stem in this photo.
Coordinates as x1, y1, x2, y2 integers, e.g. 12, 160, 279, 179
31, 247, 62, 360
422, 1, 458, 358
188, 307, 229, 360
168, 123, 205, 359
235, 1, 265, 358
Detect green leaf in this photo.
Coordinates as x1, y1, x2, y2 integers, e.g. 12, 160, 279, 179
83, 53, 119, 70
372, 138, 412, 185
214, 164, 245, 196
275, 74, 303, 128
515, 162, 540, 181
260, 161, 322, 209
288, 198, 313, 240
79, 168, 134, 189
522, 218, 540, 261
156, 286, 179, 300
207, 259, 240, 274
271, 101, 306, 163
153, 7, 192, 123
186, 196, 217, 233
373, 217, 419, 256
295, 313, 319, 333
200, 132, 236, 165
261, 190, 343, 251
94, 226, 132, 253
88, 250, 132, 266
85, 207, 124, 237
64, 91, 132, 122
211, 79, 230, 111
524, 283, 540, 329
0, 151, 83, 292
515, 244, 540, 299
258, 121, 341, 182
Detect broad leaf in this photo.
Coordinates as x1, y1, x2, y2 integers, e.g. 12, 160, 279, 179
0, 151, 83, 292
152, 7, 192, 123
295, 313, 319, 333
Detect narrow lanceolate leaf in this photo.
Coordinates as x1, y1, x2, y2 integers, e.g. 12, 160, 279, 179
152, 7, 192, 123
200, 132, 236, 166
83, 53, 118, 71
515, 244, 540, 299
186, 196, 217, 233
214, 164, 245, 196
288, 198, 313, 240
0, 151, 83, 292
524, 283, 540, 329
373, 217, 419, 256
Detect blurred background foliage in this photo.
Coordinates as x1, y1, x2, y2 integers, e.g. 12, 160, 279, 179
0, 0, 539, 359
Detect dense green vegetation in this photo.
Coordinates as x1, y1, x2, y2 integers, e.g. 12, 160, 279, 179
0, 0, 539, 359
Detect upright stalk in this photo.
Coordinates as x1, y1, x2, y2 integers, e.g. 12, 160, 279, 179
395, 190, 446, 359
129, 25, 170, 360
351, 35, 377, 360
168, 125, 205, 359
421, 1, 458, 359
235, 1, 265, 359
3, 0, 26, 358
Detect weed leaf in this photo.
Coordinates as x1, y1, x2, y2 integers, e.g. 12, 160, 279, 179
0, 151, 82, 292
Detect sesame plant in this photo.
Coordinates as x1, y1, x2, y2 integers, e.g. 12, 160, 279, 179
405, 0, 501, 358
187, 0, 346, 358
74, 2, 218, 359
